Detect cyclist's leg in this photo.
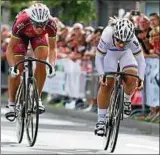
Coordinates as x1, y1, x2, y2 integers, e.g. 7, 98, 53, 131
95, 51, 119, 135
7, 38, 27, 118
31, 34, 48, 113
120, 49, 138, 115
31, 34, 48, 97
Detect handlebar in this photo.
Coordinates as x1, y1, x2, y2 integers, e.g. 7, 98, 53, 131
14, 57, 53, 74
103, 72, 141, 85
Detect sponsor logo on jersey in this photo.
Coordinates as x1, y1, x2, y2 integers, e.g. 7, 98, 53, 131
17, 22, 25, 29
133, 40, 139, 49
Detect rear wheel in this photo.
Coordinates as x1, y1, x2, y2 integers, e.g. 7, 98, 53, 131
25, 78, 39, 147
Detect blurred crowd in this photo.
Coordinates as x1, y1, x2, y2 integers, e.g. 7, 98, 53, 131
1, 10, 160, 123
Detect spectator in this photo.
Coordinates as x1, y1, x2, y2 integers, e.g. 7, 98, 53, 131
144, 13, 160, 122
149, 13, 160, 55
1, 37, 10, 60
1, 24, 11, 41
136, 15, 153, 55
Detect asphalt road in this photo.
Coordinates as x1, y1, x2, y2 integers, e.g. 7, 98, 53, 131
1, 105, 159, 154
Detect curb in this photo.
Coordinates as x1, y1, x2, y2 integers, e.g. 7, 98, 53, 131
45, 104, 159, 136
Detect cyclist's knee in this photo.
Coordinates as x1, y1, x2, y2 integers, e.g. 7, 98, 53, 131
124, 77, 137, 92
34, 46, 48, 60
107, 78, 114, 88
100, 78, 114, 92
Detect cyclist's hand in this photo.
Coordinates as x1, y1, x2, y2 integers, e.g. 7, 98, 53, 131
8, 66, 20, 77
46, 64, 56, 78
99, 75, 107, 86
137, 79, 144, 90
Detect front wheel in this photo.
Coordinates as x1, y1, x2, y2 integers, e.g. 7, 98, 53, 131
15, 82, 25, 143
108, 86, 124, 153
25, 78, 39, 147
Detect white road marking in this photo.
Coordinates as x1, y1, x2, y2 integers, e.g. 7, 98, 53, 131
126, 143, 159, 151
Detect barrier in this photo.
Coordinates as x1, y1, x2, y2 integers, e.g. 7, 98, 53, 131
144, 57, 160, 107
1, 56, 159, 109
43, 56, 160, 109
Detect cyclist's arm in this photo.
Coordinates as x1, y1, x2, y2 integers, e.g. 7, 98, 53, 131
95, 49, 106, 75
129, 35, 146, 80
6, 35, 20, 66
48, 36, 57, 65
133, 50, 146, 81
95, 26, 112, 75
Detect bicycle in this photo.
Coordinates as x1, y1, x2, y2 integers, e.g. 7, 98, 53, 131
102, 71, 140, 153
13, 56, 52, 147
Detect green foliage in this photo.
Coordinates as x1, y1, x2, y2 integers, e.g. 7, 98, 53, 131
2, 0, 36, 21
42, 0, 96, 23
2, 0, 96, 24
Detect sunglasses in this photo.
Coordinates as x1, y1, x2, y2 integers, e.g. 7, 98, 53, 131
115, 38, 130, 45
31, 20, 48, 28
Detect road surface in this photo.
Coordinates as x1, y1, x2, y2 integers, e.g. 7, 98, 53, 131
1, 105, 159, 154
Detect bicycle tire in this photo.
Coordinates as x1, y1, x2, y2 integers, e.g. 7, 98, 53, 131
103, 86, 118, 150
15, 82, 25, 143
108, 85, 124, 152
25, 77, 39, 147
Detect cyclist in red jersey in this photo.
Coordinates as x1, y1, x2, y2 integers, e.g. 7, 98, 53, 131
6, 3, 57, 118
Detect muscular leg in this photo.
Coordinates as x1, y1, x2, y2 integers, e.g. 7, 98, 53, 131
8, 55, 24, 103
123, 69, 138, 95
34, 46, 48, 98
97, 78, 114, 109
122, 69, 138, 116
97, 78, 114, 122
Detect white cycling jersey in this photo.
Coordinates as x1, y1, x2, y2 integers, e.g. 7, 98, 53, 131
95, 25, 146, 80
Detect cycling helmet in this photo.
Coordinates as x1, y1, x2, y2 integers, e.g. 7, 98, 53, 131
27, 3, 50, 24
114, 18, 135, 42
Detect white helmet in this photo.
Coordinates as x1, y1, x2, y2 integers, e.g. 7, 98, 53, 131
114, 18, 135, 42
27, 3, 50, 23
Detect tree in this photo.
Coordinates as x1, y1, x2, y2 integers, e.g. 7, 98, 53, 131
42, 0, 97, 24
3, 0, 96, 25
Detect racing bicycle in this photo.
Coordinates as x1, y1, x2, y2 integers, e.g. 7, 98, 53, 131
14, 56, 52, 147
103, 71, 140, 152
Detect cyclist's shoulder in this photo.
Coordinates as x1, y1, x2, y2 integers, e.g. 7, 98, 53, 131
12, 10, 30, 36
14, 10, 30, 28
15, 9, 30, 23
48, 16, 57, 29
128, 34, 140, 46
103, 25, 114, 33
46, 16, 57, 37
100, 25, 114, 42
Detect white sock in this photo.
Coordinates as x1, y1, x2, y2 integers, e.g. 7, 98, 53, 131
98, 108, 108, 122
124, 93, 132, 102
8, 101, 15, 106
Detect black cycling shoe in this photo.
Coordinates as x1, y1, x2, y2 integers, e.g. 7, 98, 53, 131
94, 121, 106, 137
123, 101, 132, 117
5, 105, 16, 122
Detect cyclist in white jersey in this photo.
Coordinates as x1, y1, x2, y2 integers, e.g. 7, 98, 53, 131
94, 18, 146, 136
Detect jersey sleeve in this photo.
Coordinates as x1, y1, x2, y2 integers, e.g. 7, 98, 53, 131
128, 34, 142, 55
46, 17, 57, 38
97, 26, 112, 55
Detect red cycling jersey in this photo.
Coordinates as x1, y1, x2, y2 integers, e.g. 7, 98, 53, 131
12, 9, 57, 55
